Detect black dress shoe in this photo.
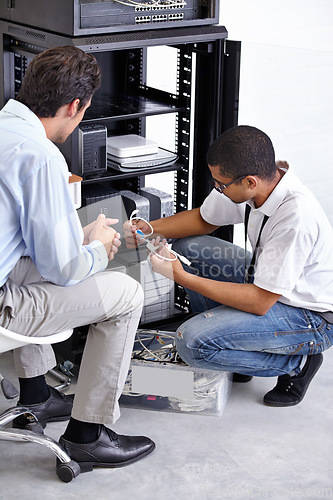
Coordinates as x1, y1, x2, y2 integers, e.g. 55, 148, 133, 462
263, 353, 323, 407
232, 373, 253, 383
59, 425, 155, 472
13, 386, 74, 429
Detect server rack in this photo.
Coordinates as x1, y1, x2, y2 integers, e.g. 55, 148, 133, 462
0, 20, 241, 362
0, 0, 220, 36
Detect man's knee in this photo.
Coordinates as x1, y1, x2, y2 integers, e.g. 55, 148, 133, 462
96, 271, 144, 317
175, 320, 203, 367
130, 277, 144, 310
118, 273, 144, 310
175, 313, 229, 368
171, 237, 184, 255
172, 235, 217, 262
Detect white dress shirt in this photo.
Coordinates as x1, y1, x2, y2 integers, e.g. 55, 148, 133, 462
200, 166, 333, 312
0, 99, 108, 287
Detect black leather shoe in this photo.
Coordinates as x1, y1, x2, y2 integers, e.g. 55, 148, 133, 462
13, 386, 74, 429
232, 373, 253, 383
263, 353, 323, 407
59, 425, 155, 472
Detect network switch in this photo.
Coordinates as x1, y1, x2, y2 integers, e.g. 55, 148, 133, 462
0, 0, 219, 36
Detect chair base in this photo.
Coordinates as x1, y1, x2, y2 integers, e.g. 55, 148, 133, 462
48, 366, 72, 391
0, 406, 80, 482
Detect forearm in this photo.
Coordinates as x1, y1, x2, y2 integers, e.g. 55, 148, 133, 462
175, 269, 280, 315
82, 221, 96, 245
150, 208, 218, 239
60, 242, 109, 285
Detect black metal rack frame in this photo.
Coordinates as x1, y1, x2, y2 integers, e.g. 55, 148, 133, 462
0, 22, 241, 360
1, 0, 220, 37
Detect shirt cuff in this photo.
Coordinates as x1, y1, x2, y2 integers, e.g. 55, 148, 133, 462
88, 240, 109, 272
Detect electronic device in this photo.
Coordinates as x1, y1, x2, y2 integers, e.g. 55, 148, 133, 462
82, 184, 120, 207
79, 185, 124, 234
105, 260, 127, 274
120, 190, 150, 223
78, 124, 107, 178
107, 134, 158, 158
108, 148, 178, 172
139, 187, 174, 220
115, 257, 177, 324
0, 0, 220, 36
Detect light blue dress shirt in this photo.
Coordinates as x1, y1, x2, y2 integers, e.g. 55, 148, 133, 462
0, 99, 108, 287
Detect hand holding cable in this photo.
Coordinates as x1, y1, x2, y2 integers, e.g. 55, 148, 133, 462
128, 210, 191, 266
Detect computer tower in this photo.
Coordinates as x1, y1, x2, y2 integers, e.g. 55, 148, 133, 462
139, 187, 174, 220
120, 190, 150, 223
79, 185, 124, 235
116, 254, 177, 324
104, 260, 127, 274
78, 123, 107, 178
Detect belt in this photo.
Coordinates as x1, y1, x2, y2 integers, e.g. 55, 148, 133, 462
313, 311, 333, 324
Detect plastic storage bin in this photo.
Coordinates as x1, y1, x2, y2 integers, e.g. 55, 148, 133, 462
120, 360, 231, 416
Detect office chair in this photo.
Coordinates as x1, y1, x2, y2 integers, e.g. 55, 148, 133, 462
0, 325, 81, 482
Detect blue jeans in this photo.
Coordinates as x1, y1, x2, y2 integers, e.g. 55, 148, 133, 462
172, 236, 333, 377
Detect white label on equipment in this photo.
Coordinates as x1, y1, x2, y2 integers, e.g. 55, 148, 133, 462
132, 364, 194, 400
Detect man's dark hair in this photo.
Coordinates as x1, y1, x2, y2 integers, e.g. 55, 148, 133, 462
206, 125, 277, 181
16, 46, 101, 118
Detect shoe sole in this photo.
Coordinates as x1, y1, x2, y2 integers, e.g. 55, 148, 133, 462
232, 374, 253, 383
263, 353, 323, 407
13, 414, 71, 430
77, 442, 156, 473
263, 399, 301, 408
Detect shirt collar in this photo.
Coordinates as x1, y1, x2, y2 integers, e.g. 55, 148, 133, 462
247, 165, 291, 217
1, 99, 47, 138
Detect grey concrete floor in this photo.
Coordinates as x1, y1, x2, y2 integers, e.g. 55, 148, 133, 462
0, 347, 332, 500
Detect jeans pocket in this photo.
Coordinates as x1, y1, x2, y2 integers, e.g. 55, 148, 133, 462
264, 339, 317, 356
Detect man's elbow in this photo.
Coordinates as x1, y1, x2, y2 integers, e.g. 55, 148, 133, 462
253, 304, 271, 316
251, 286, 281, 316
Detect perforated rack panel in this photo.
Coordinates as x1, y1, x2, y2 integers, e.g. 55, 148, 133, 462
0, 0, 219, 36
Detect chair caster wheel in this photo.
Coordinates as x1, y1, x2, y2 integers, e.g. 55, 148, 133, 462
56, 460, 80, 482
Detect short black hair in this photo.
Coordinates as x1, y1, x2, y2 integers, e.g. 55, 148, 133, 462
17, 46, 101, 118
206, 125, 277, 181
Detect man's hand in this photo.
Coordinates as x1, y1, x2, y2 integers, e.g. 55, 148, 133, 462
123, 218, 152, 249
149, 239, 186, 282
82, 220, 96, 245
88, 214, 121, 260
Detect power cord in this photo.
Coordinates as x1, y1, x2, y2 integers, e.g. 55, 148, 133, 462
129, 210, 191, 266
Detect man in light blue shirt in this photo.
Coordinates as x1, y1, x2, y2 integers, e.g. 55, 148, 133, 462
0, 98, 111, 287
0, 46, 155, 471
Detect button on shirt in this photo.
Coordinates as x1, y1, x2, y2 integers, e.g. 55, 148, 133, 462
0, 99, 108, 287
200, 167, 333, 312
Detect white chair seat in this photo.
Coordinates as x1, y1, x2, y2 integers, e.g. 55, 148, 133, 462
0, 325, 73, 353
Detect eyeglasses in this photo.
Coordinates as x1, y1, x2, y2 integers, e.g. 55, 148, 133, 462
212, 174, 248, 194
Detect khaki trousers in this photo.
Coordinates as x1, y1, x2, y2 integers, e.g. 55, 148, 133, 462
0, 257, 143, 425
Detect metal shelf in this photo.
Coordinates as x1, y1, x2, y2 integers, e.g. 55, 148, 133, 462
81, 160, 182, 184
83, 92, 183, 123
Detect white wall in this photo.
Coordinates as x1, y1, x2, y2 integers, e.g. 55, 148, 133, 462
146, 2, 333, 228
220, 0, 333, 225
221, 0, 333, 52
